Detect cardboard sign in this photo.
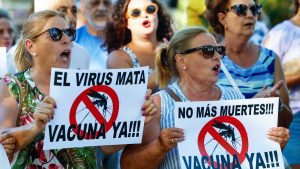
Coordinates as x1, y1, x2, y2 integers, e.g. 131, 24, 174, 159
44, 67, 148, 150
175, 98, 284, 169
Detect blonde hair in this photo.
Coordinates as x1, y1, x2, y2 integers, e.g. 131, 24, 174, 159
155, 27, 208, 88
15, 10, 66, 71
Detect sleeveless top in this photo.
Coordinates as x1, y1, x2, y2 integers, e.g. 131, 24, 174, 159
264, 20, 300, 114
156, 81, 244, 169
217, 46, 275, 98
122, 46, 154, 74
5, 69, 96, 169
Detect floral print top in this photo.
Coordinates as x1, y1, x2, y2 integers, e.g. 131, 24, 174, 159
5, 69, 96, 169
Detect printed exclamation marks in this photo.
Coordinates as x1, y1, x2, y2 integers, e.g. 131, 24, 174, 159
264, 151, 280, 168
128, 121, 141, 137
266, 103, 274, 114
128, 121, 133, 137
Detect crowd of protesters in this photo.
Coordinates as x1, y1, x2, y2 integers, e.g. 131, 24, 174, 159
0, 0, 299, 168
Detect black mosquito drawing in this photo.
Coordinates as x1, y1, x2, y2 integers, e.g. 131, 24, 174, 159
203, 120, 241, 156
76, 90, 111, 124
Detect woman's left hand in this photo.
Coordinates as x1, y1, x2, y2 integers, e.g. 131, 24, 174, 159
142, 89, 157, 124
267, 127, 290, 149
0, 132, 16, 160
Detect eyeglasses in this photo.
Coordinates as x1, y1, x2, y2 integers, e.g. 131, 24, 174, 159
224, 4, 262, 17
178, 45, 226, 59
34, 28, 76, 41
126, 3, 158, 19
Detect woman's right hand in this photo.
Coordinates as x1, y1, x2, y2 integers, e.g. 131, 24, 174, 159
158, 128, 185, 153
33, 96, 56, 132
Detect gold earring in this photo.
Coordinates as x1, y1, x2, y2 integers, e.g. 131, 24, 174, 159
32, 53, 37, 56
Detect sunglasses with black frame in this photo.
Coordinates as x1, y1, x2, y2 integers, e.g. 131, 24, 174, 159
34, 27, 76, 41
224, 4, 262, 17
177, 45, 226, 59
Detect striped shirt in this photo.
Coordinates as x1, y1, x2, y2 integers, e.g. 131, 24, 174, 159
157, 81, 244, 169
217, 46, 275, 98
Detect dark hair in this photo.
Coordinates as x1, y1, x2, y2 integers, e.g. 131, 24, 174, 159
205, 0, 258, 35
155, 27, 208, 88
0, 8, 11, 20
105, 0, 173, 53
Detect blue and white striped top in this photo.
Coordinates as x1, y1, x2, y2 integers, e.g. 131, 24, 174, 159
217, 46, 275, 98
156, 82, 244, 169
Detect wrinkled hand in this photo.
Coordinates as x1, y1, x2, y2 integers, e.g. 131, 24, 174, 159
158, 128, 184, 153
142, 89, 157, 124
33, 96, 56, 131
254, 81, 283, 98
0, 132, 16, 161
267, 127, 290, 149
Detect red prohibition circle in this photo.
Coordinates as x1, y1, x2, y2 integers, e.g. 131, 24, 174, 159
69, 85, 119, 139
198, 116, 249, 167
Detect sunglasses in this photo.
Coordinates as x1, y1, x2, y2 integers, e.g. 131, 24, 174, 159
224, 4, 262, 17
34, 27, 76, 41
126, 3, 158, 19
178, 45, 226, 59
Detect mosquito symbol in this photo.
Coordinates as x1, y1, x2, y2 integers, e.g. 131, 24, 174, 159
76, 89, 112, 124
203, 120, 241, 156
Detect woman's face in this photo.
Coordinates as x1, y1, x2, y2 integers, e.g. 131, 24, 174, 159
0, 18, 14, 51
181, 33, 222, 85
32, 16, 72, 70
126, 0, 159, 37
223, 0, 259, 36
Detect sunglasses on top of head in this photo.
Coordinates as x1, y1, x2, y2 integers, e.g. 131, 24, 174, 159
34, 27, 76, 41
126, 3, 158, 19
178, 45, 226, 59
224, 4, 262, 17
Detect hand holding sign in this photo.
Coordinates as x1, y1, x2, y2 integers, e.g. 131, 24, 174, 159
142, 89, 157, 124
158, 128, 185, 152
267, 127, 290, 149
33, 96, 56, 131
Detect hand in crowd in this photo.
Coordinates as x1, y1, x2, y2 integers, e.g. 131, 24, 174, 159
0, 132, 16, 161
142, 89, 157, 124
267, 127, 290, 149
254, 80, 284, 98
33, 96, 56, 131
158, 128, 185, 152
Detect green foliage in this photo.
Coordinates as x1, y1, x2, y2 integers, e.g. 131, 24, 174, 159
260, 0, 294, 27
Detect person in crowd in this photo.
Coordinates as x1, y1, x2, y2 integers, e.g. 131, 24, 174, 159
0, 8, 14, 52
6, 0, 90, 74
105, 0, 173, 92
263, 0, 300, 168
205, 0, 293, 129
120, 27, 242, 169
0, 10, 95, 168
0, 10, 157, 168
76, 0, 112, 70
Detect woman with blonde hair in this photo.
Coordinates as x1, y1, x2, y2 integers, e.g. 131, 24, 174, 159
0, 10, 95, 168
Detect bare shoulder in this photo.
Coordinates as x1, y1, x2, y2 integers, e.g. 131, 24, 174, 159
107, 49, 132, 69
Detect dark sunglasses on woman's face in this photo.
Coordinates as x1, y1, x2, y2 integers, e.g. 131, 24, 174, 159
224, 4, 262, 17
126, 3, 158, 19
178, 45, 226, 59
34, 28, 76, 41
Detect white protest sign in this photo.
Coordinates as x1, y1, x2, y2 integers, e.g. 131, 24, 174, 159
0, 47, 7, 77
44, 67, 148, 150
175, 98, 284, 169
